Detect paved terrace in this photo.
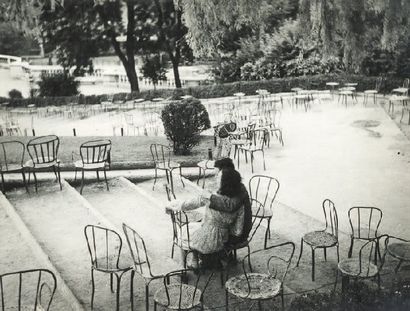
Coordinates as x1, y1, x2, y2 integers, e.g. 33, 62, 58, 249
0, 94, 410, 310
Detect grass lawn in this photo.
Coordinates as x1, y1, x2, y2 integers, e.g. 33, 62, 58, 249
0, 135, 215, 170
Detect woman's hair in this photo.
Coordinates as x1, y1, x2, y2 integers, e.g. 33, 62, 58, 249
218, 168, 242, 197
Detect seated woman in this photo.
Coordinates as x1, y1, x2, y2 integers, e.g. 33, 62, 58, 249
166, 166, 249, 267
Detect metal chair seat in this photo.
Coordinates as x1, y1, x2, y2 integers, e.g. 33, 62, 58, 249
74, 160, 108, 170
226, 273, 281, 300
387, 242, 410, 261
393, 87, 409, 94
154, 284, 202, 310
303, 231, 337, 247
338, 259, 379, 278
1, 164, 24, 172
25, 158, 60, 169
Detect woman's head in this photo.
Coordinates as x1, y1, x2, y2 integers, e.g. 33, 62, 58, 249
218, 168, 242, 197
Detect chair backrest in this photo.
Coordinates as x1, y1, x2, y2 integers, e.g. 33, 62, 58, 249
248, 198, 266, 242
80, 139, 111, 165
0, 269, 57, 311
322, 199, 338, 238
27, 135, 59, 165
170, 210, 192, 250
249, 175, 280, 213
150, 144, 171, 166
242, 242, 295, 284
161, 267, 213, 310
84, 225, 123, 270
0, 141, 25, 171
122, 223, 154, 278
403, 78, 410, 89
249, 129, 268, 149
348, 207, 382, 240
356, 240, 379, 277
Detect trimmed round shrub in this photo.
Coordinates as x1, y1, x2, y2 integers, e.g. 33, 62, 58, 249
38, 73, 79, 97
8, 89, 23, 99
161, 98, 211, 155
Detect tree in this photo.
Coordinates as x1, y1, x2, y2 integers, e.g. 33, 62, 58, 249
141, 54, 167, 89
0, 22, 39, 55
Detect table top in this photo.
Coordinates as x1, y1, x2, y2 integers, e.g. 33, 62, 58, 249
180, 95, 193, 99
234, 92, 246, 97
326, 82, 339, 86
345, 83, 358, 87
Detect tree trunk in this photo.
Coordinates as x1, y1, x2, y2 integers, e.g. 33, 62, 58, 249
171, 57, 182, 88
124, 61, 139, 92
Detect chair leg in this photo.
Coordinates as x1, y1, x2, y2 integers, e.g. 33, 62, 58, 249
196, 167, 201, 185
202, 169, 206, 189
395, 260, 403, 273
336, 244, 340, 262
80, 170, 85, 194
324, 247, 327, 261
96, 170, 100, 181
296, 238, 304, 267
1, 173, 5, 193
262, 150, 266, 170
130, 270, 135, 311
152, 168, 158, 190
171, 243, 175, 258
179, 167, 185, 188
312, 247, 315, 281
250, 152, 254, 173
115, 273, 122, 311
22, 171, 29, 193
33, 172, 38, 193
281, 289, 285, 311
91, 269, 95, 309
169, 172, 176, 199
52, 166, 58, 181
348, 237, 354, 258
57, 166, 62, 190
145, 284, 150, 311
74, 169, 78, 181
225, 290, 229, 311
103, 168, 109, 191
110, 273, 114, 293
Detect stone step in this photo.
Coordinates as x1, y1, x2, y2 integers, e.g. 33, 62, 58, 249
4, 181, 132, 311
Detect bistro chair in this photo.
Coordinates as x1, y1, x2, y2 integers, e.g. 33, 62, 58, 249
296, 199, 339, 281
122, 223, 181, 311
335, 240, 383, 293
383, 235, 410, 273
153, 268, 213, 311
229, 122, 256, 160
392, 78, 410, 96
74, 139, 111, 194
0, 269, 57, 311
258, 110, 284, 147
225, 242, 295, 311
0, 140, 28, 193
84, 225, 132, 311
348, 207, 383, 263
197, 122, 235, 188
363, 76, 385, 106
25, 135, 61, 193
150, 144, 184, 199
249, 175, 280, 248
237, 129, 268, 173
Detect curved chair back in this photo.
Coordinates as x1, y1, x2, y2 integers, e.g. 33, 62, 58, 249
150, 144, 171, 167
242, 242, 295, 284
323, 199, 338, 238
170, 210, 192, 250
122, 223, 154, 278
80, 139, 111, 165
0, 269, 57, 311
249, 175, 280, 214
0, 141, 25, 171
348, 207, 382, 240
249, 129, 268, 150
27, 135, 59, 166
403, 78, 410, 89
84, 225, 123, 270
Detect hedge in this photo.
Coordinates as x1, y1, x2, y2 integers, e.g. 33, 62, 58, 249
0, 74, 405, 107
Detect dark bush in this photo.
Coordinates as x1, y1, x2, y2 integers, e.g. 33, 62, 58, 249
8, 89, 23, 99
161, 98, 211, 155
38, 73, 79, 97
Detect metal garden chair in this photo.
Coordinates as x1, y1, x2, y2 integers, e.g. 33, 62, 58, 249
258, 110, 284, 147
150, 144, 184, 199
249, 175, 280, 248
0, 140, 28, 193
225, 242, 295, 311
383, 235, 410, 273
74, 139, 111, 194
0, 269, 57, 311
296, 199, 339, 281
153, 268, 213, 311
25, 135, 61, 192
229, 122, 256, 160
335, 240, 383, 293
122, 223, 181, 311
348, 207, 383, 263
84, 225, 132, 311
237, 129, 268, 173
363, 76, 385, 105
